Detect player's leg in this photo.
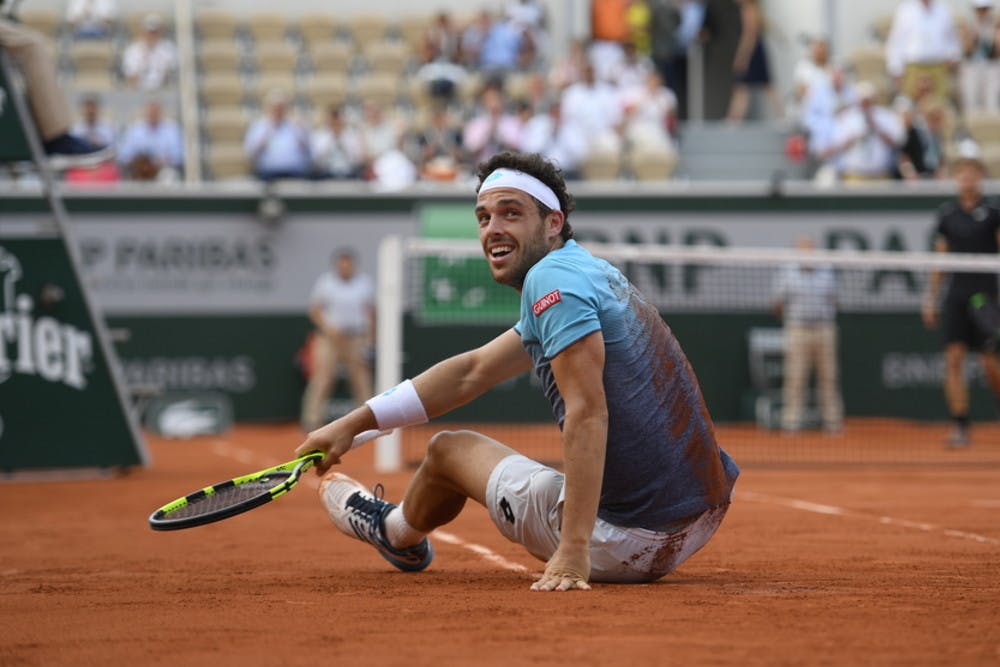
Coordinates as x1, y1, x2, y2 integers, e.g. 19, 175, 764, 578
944, 342, 970, 445
978, 351, 1000, 405
317, 430, 520, 572
400, 430, 519, 531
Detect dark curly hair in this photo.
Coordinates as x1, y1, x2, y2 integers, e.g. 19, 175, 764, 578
475, 152, 575, 241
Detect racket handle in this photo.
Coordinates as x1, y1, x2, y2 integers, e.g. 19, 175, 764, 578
350, 429, 393, 450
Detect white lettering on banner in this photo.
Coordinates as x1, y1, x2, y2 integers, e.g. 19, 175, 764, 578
882, 353, 988, 389
0, 246, 94, 390
122, 356, 256, 393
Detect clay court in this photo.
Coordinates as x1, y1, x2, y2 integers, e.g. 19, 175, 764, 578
2, 421, 998, 667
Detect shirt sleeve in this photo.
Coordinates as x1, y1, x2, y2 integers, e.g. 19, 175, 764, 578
520, 260, 601, 359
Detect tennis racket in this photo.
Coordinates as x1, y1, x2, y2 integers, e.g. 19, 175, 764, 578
148, 429, 390, 531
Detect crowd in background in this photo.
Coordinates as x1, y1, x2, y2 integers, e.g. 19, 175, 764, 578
8, 0, 1000, 185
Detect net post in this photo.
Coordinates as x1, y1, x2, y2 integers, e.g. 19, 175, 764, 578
374, 235, 404, 472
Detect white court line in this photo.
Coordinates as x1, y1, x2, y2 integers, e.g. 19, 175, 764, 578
208, 440, 532, 573
739, 490, 1000, 546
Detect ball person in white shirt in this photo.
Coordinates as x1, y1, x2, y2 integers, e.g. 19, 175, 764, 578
300, 249, 375, 431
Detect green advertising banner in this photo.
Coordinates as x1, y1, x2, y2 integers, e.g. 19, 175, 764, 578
0, 55, 32, 163
419, 204, 519, 324
0, 239, 145, 470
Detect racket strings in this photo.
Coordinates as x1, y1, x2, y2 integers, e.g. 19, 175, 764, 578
166, 473, 291, 519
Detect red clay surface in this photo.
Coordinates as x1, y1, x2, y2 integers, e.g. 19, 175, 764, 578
2, 423, 999, 666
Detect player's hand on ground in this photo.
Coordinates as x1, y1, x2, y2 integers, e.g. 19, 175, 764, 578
295, 421, 354, 474
531, 547, 591, 592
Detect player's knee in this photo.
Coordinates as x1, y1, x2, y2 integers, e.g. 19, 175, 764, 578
424, 430, 475, 474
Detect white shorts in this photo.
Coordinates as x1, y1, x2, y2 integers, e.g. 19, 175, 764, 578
485, 454, 730, 583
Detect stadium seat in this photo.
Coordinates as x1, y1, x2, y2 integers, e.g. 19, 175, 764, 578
253, 42, 300, 75
69, 71, 116, 94
397, 16, 429, 51
304, 74, 349, 109
19, 10, 61, 37
348, 15, 389, 44
206, 142, 251, 180
253, 74, 299, 102
362, 40, 411, 75
196, 9, 240, 41
848, 46, 887, 82
964, 113, 1000, 144
123, 13, 173, 38
352, 72, 400, 107
582, 146, 623, 180
70, 41, 115, 75
200, 73, 247, 107
198, 42, 242, 73
297, 13, 340, 46
978, 143, 1000, 178
203, 108, 249, 144
308, 42, 355, 76
627, 146, 679, 181
247, 13, 289, 44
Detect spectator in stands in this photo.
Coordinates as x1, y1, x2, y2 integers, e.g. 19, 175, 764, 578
560, 62, 624, 154
590, 0, 629, 82
478, 13, 529, 75
71, 95, 115, 150
412, 104, 463, 181
310, 105, 364, 180
243, 89, 311, 181
463, 83, 523, 164
620, 70, 678, 150
801, 65, 854, 183
121, 13, 177, 91
959, 0, 1000, 114
117, 98, 183, 181
301, 248, 375, 432
414, 41, 468, 104
521, 102, 589, 179
626, 0, 653, 56
791, 35, 833, 117
549, 37, 588, 91
651, 0, 705, 121
727, 0, 781, 122
824, 81, 905, 181
885, 0, 961, 103
773, 235, 843, 434
458, 10, 493, 68
66, 0, 118, 40
423, 10, 461, 64
357, 102, 403, 177
895, 96, 947, 180
0, 17, 113, 168
701, 0, 742, 120
615, 39, 655, 90
506, 0, 549, 63
922, 140, 1000, 447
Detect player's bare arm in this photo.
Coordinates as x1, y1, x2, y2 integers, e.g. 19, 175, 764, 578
531, 330, 608, 592
296, 328, 532, 470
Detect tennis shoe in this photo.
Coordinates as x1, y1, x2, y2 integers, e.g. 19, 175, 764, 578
319, 473, 433, 572
946, 426, 970, 449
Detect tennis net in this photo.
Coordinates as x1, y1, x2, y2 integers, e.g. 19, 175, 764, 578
373, 237, 1000, 470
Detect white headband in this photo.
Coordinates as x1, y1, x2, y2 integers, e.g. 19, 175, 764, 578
479, 168, 561, 211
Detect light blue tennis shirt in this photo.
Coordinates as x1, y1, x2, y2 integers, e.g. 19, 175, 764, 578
514, 240, 740, 530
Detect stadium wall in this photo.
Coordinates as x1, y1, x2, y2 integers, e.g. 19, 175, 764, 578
1, 182, 991, 424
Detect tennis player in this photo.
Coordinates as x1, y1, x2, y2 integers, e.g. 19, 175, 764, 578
296, 152, 739, 591
922, 140, 1000, 447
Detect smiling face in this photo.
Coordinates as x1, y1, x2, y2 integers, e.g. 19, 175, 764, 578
475, 188, 563, 290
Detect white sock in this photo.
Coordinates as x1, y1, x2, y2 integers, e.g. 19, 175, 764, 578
384, 503, 426, 549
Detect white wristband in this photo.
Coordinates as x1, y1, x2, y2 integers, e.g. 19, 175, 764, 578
365, 379, 428, 431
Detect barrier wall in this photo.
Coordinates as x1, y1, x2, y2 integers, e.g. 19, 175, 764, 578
1, 183, 986, 423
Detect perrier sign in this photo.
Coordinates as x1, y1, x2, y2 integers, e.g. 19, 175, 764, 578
0, 239, 146, 471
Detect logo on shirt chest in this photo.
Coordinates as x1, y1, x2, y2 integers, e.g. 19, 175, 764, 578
531, 289, 562, 316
